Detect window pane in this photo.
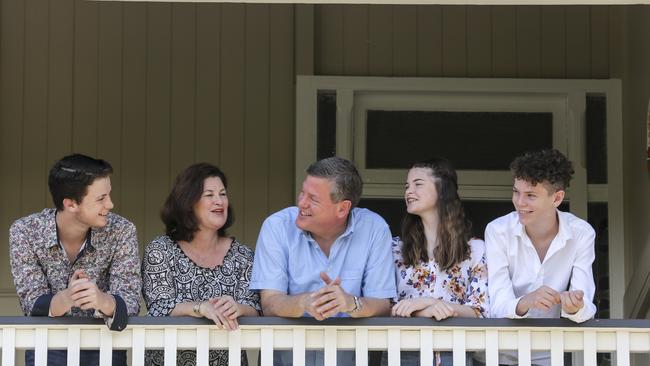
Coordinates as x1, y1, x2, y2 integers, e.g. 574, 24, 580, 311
317, 91, 336, 160
588, 202, 609, 319
365, 110, 553, 170
586, 95, 608, 184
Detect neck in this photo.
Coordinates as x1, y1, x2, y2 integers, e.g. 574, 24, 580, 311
189, 228, 221, 250
56, 210, 90, 246
419, 211, 439, 254
525, 212, 559, 245
313, 218, 348, 256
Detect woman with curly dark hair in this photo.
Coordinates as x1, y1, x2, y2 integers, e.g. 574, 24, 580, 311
387, 158, 488, 366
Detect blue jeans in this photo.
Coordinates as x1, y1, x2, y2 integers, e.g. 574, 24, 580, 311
25, 349, 126, 366
381, 351, 475, 366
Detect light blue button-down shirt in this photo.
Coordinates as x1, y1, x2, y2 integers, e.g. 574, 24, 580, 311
250, 206, 396, 316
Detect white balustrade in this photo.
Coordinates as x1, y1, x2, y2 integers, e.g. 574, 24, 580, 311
0, 317, 649, 366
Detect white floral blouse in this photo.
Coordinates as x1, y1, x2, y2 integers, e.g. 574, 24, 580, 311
392, 237, 489, 318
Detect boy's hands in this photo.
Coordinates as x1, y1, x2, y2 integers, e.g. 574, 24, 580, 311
560, 290, 584, 314
517, 286, 585, 316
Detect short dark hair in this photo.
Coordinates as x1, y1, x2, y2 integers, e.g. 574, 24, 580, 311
306, 157, 363, 208
48, 154, 113, 210
510, 149, 574, 192
161, 163, 233, 242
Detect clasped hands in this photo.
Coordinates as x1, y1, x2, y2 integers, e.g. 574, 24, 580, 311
58, 269, 115, 316
518, 286, 584, 315
302, 272, 355, 320
198, 295, 243, 330
392, 297, 458, 321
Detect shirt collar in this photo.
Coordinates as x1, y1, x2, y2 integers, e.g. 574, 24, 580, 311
513, 209, 573, 243
50, 209, 94, 251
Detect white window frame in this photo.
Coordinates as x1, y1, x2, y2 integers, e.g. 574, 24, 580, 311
296, 75, 624, 318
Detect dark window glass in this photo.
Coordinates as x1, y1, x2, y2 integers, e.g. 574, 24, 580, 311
317, 91, 336, 160
365, 110, 553, 170
586, 95, 608, 184
588, 202, 609, 319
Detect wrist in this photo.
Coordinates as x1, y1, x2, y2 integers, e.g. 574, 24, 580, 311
99, 293, 116, 316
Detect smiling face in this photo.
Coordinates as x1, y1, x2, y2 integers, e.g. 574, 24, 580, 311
193, 176, 229, 232
404, 167, 439, 217
72, 176, 114, 228
512, 178, 564, 228
295, 175, 350, 240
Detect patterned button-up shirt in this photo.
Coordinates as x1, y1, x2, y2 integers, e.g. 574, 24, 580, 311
9, 208, 141, 331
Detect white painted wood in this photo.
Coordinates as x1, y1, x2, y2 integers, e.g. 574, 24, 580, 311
2, 327, 16, 366
99, 327, 112, 366
131, 328, 145, 366
34, 328, 47, 366
485, 329, 499, 366
550, 330, 564, 366
387, 329, 400, 366
583, 330, 597, 365
616, 331, 630, 366
420, 329, 433, 366
164, 328, 178, 366
108, 0, 650, 5
260, 328, 274, 366
229, 329, 242, 366
518, 330, 532, 366
293, 328, 305, 366
336, 89, 354, 160
324, 328, 337, 366
196, 328, 210, 366
67, 327, 81, 366
453, 330, 466, 366
355, 328, 368, 366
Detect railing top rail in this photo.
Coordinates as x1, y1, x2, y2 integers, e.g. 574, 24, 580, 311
1, 316, 650, 329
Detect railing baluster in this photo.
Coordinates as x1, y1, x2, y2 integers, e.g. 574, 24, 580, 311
518, 329, 531, 366
292, 328, 305, 366
616, 330, 630, 366
261, 328, 274, 366
34, 327, 48, 366
485, 329, 499, 366
132, 328, 145, 366
550, 330, 564, 366
229, 329, 242, 366
583, 330, 597, 366
196, 328, 209, 366
2, 327, 16, 366
164, 327, 178, 365
355, 327, 368, 366
453, 329, 466, 366
387, 328, 400, 366
420, 329, 433, 366
99, 327, 112, 366
324, 328, 337, 366
67, 327, 81, 366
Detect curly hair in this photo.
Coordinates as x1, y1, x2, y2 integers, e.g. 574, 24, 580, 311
510, 149, 574, 192
400, 158, 472, 271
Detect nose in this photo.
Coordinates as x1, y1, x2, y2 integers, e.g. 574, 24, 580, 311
106, 195, 115, 210
514, 193, 525, 207
297, 193, 308, 208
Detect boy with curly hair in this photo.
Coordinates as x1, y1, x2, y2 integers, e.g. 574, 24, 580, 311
484, 149, 596, 363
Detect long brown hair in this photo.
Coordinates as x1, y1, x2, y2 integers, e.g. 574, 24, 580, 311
400, 158, 472, 271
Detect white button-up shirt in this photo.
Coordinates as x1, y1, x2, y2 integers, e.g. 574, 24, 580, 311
486, 210, 597, 323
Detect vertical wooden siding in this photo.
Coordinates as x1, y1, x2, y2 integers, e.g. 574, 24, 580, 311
314, 4, 613, 79
0, 0, 295, 301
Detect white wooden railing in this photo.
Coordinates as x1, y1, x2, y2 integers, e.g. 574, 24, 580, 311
1, 316, 650, 366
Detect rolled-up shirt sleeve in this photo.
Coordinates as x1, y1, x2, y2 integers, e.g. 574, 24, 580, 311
250, 216, 290, 293
9, 221, 53, 316
562, 226, 597, 323
360, 222, 397, 299
485, 222, 527, 319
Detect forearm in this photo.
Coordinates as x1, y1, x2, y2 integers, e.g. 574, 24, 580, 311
261, 292, 309, 317
49, 290, 73, 316
451, 304, 481, 318
349, 297, 391, 318
238, 303, 260, 317
170, 301, 203, 317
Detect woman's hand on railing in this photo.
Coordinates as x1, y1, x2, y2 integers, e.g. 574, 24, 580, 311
201, 297, 239, 331
391, 297, 434, 317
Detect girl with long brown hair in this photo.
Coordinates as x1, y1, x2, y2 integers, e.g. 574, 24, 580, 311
388, 158, 488, 365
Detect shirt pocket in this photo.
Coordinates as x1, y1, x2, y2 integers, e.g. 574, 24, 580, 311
339, 269, 363, 295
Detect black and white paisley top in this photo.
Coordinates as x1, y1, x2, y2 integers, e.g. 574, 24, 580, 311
142, 235, 261, 366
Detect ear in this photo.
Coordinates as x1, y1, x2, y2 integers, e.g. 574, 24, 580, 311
552, 190, 565, 207
336, 200, 352, 219
62, 198, 79, 212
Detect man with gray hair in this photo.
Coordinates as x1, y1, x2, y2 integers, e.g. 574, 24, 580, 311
251, 157, 396, 365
